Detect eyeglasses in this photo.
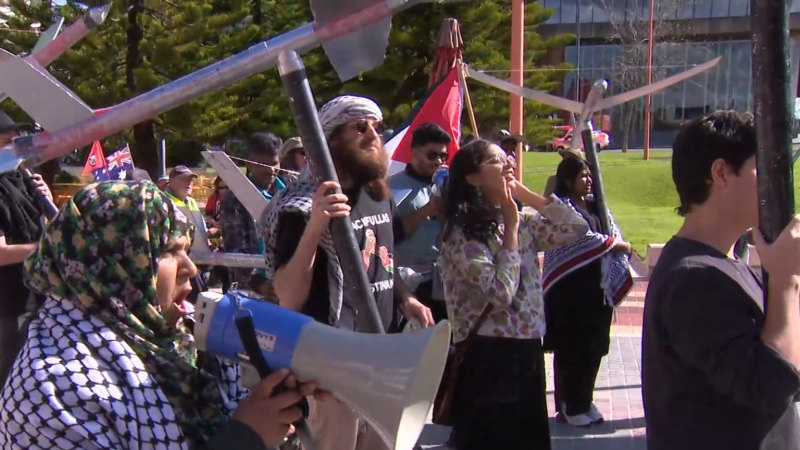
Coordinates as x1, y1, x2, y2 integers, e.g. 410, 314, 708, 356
481, 151, 508, 166
426, 150, 448, 162
349, 119, 386, 135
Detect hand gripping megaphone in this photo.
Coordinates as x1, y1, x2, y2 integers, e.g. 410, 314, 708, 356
193, 290, 451, 450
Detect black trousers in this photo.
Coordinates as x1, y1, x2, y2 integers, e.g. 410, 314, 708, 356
553, 352, 603, 416
453, 336, 551, 450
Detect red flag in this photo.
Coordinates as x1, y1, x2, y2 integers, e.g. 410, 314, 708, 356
387, 65, 463, 165
81, 141, 107, 176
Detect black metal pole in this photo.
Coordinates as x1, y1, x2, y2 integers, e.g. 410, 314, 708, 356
581, 127, 612, 235
277, 51, 385, 335
752, 0, 795, 244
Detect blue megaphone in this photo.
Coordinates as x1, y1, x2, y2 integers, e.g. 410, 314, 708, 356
193, 290, 451, 450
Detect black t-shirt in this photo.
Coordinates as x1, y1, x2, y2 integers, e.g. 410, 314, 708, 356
0, 229, 29, 317
273, 187, 405, 332
642, 236, 800, 450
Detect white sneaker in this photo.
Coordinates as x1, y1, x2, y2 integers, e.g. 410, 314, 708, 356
588, 403, 604, 424
564, 412, 592, 427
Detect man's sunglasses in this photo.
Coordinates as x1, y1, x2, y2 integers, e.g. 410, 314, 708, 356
426, 151, 448, 162
351, 119, 386, 135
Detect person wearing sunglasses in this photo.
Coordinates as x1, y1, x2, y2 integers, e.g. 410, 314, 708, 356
280, 136, 307, 173
389, 122, 452, 323
264, 95, 434, 450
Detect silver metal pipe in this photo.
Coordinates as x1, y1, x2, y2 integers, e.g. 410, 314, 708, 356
159, 139, 167, 177
0, 0, 430, 173
190, 252, 267, 269
571, 80, 608, 151
33, 5, 111, 68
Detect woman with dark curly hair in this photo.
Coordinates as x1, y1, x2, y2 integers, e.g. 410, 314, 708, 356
438, 139, 589, 450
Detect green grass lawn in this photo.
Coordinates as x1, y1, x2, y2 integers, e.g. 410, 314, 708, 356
520, 151, 800, 256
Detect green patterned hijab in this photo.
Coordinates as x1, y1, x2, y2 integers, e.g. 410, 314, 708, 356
24, 181, 227, 445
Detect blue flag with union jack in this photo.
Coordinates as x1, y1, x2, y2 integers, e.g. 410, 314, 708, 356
92, 145, 135, 181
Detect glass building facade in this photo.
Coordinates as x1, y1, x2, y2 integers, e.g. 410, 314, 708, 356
540, 0, 800, 148
543, 0, 800, 24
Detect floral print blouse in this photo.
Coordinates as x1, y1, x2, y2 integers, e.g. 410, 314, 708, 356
439, 196, 589, 343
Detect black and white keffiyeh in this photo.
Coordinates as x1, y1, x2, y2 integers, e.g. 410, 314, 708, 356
0, 296, 249, 449
317, 95, 383, 139
542, 196, 633, 307
260, 95, 384, 325
260, 165, 344, 324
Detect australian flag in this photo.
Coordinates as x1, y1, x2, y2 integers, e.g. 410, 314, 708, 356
93, 145, 135, 181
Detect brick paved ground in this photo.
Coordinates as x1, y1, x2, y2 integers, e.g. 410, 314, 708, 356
416, 281, 648, 450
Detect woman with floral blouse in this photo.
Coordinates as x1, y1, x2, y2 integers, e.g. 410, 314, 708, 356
439, 139, 589, 450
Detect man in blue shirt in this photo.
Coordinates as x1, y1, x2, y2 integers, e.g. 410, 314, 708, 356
389, 122, 452, 322
220, 132, 292, 298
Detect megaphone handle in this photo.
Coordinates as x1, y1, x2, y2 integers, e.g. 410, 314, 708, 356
234, 315, 318, 450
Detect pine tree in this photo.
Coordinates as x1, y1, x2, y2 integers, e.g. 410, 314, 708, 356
225, 0, 574, 147
45, 0, 258, 175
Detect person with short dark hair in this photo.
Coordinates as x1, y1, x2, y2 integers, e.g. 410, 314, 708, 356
219, 132, 291, 298
642, 110, 800, 450
409, 122, 452, 150
389, 122, 452, 323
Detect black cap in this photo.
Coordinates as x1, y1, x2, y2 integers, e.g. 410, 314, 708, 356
0, 110, 34, 134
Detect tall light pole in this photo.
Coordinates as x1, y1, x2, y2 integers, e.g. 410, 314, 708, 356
510, 0, 524, 179
643, 0, 655, 161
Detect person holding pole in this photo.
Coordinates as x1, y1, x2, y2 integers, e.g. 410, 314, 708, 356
642, 111, 800, 450
264, 95, 433, 450
0, 110, 52, 385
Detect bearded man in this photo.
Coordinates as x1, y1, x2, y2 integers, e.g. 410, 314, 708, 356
263, 95, 433, 450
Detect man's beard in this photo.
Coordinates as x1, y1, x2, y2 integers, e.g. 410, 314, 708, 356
330, 139, 390, 201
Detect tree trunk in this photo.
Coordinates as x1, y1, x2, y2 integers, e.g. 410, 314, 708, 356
621, 103, 634, 153
126, 0, 159, 177
252, 0, 262, 26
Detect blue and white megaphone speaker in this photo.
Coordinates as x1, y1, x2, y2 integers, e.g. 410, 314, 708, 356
194, 290, 451, 450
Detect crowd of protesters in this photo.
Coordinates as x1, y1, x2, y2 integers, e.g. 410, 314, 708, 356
0, 102, 798, 450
